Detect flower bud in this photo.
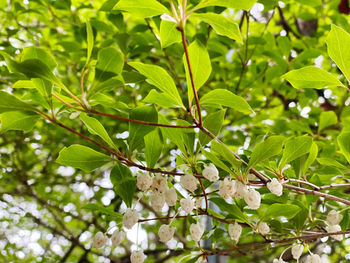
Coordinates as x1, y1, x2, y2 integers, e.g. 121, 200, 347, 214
244, 188, 261, 210
267, 178, 283, 196
180, 173, 198, 193
256, 222, 270, 236
219, 178, 236, 199
130, 250, 145, 263
111, 229, 125, 246
306, 254, 321, 263
234, 181, 247, 199
93, 232, 108, 249
180, 197, 194, 214
291, 243, 304, 260
158, 224, 175, 243
202, 163, 219, 182
326, 224, 343, 241
190, 222, 204, 242
137, 173, 153, 192
327, 210, 343, 226
151, 175, 168, 193
165, 188, 177, 206
123, 208, 139, 229
228, 222, 242, 243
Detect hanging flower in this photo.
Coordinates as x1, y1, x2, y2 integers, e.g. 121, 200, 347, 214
180, 173, 198, 193
111, 229, 125, 246
130, 250, 146, 263
190, 222, 204, 242
202, 163, 219, 182
244, 188, 261, 210
92, 232, 108, 249
137, 173, 153, 191
219, 178, 236, 199
267, 178, 283, 196
228, 222, 242, 243
123, 208, 139, 229
180, 197, 194, 214
158, 224, 175, 243
165, 188, 177, 206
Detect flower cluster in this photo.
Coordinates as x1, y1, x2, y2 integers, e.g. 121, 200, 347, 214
93, 229, 125, 249
326, 210, 343, 241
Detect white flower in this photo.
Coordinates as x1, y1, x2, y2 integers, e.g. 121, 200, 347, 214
137, 173, 153, 191
150, 192, 165, 212
306, 254, 321, 263
151, 175, 168, 193
180, 173, 198, 192
228, 222, 242, 243
267, 178, 283, 196
219, 178, 236, 199
165, 188, 177, 206
244, 188, 261, 210
111, 229, 125, 246
180, 197, 194, 214
195, 197, 203, 209
326, 224, 343, 241
130, 250, 145, 263
327, 210, 343, 226
123, 208, 139, 229
190, 222, 204, 242
196, 256, 207, 263
273, 259, 286, 263
202, 163, 219, 182
256, 222, 270, 235
234, 181, 247, 199
291, 243, 304, 260
158, 224, 175, 243
160, 13, 177, 24
93, 232, 108, 249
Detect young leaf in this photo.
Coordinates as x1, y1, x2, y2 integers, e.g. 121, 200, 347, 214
319, 111, 337, 132
211, 140, 242, 171
144, 89, 182, 108
183, 41, 212, 104
21, 46, 57, 70
248, 136, 285, 169
100, 0, 120, 11
282, 66, 345, 89
80, 113, 117, 149
110, 163, 136, 208
114, 0, 168, 18
210, 197, 249, 223
12, 80, 36, 89
56, 144, 111, 172
144, 129, 163, 168
199, 109, 226, 146
129, 62, 184, 108
85, 20, 94, 66
302, 142, 318, 176
95, 47, 124, 82
337, 130, 350, 163
195, 0, 257, 10
0, 91, 35, 113
201, 149, 231, 173
160, 20, 181, 48
83, 203, 123, 222
0, 111, 39, 132
199, 89, 254, 114
262, 204, 301, 220
326, 25, 350, 83
192, 13, 242, 44
280, 136, 313, 168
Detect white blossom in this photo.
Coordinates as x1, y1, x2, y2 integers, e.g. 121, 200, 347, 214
180, 197, 194, 214
326, 224, 343, 241
202, 163, 219, 182
150, 192, 165, 212
180, 173, 198, 192
137, 173, 153, 191
195, 256, 207, 263
219, 178, 236, 199
256, 222, 270, 236
291, 243, 304, 260
190, 222, 204, 242
327, 210, 343, 226
111, 229, 125, 246
158, 224, 175, 243
306, 254, 321, 263
123, 208, 139, 229
228, 222, 242, 243
93, 232, 108, 249
234, 181, 247, 199
165, 188, 177, 206
267, 178, 283, 196
151, 174, 168, 193
130, 250, 145, 263
195, 197, 203, 209
273, 259, 286, 263
244, 188, 261, 210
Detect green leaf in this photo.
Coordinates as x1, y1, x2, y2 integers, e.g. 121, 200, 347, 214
195, 0, 256, 10
144, 129, 163, 168
129, 62, 184, 108
338, 130, 350, 163
303, 142, 318, 176
201, 149, 231, 173
192, 13, 242, 44
83, 203, 123, 222
210, 197, 249, 223
100, 0, 120, 11
56, 144, 111, 172
262, 204, 301, 220
144, 89, 182, 108
80, 113, 117, 149
211, 140, 242, 171
326, 25, 350, 83
85, 20, 94, 66
280, 136, 313, 168
32, 78, 52, 100
0, 91, 35, 113
129, 105, 158, 151
110, 163, 136, 208
319, 111, 337, 132
114, 0, 168, 18
160, 20, 181, 48
183, 40, 212, 103
282, 66, 345, 89
199, 109, 225, 146
21, 46, 57, 70
95, 47, 124, 82
200, 89, 254, 114
248, 136, 285, 169
12, 80, 36, 89
0, 111, 39, 132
